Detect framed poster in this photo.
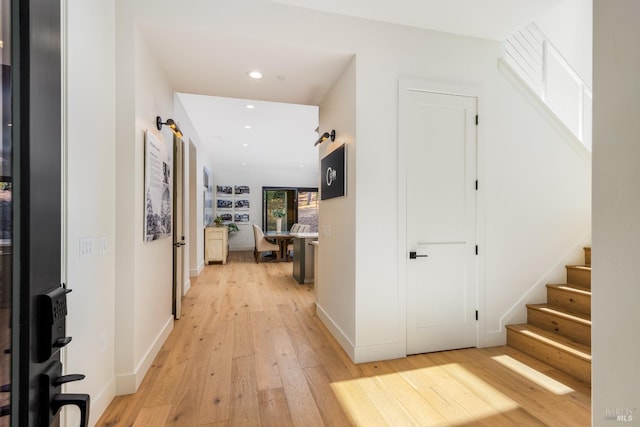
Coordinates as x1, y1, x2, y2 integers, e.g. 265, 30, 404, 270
234, 185, 250, 195
216, 185, 233, 197
320, 144, 346, 200
144, 130, 172, 241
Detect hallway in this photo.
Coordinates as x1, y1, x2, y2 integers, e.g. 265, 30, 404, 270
97, 252, 590, 426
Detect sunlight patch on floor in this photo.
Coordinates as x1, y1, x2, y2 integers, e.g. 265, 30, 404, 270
330, 363, 520, 426
491, 354, 574, 395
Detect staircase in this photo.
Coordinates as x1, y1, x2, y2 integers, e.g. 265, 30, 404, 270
506, 247, 591, 383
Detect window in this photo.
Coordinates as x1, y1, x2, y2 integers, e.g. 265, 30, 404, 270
262, 187, 318, 232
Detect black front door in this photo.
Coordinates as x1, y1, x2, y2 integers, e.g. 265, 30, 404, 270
3, 0, 88, 425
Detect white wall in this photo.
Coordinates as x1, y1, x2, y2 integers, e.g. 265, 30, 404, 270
593, 1, 640, 423
534, 0, 593, 87
316, 58, 357, 357
113, 2, 174, 395
64, 1, 116, 424
210, 165, 318, 251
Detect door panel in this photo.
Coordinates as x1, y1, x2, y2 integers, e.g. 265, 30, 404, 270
415, 244, 468, 328
173, 136, 184, 319
409, 104, 467, 243
404, 90, 477, 355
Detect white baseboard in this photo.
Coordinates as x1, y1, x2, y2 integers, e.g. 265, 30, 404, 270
316, 303, 406, 363
88, 377, 116, 425
353, 342, 406, 364
190, 261, 204, 277
481, 330, 508, 348
183, 278, 191, 295
315, 303, 355, 361
115, 316, 173, 395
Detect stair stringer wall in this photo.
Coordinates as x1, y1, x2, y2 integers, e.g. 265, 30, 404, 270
478, 60, 592, 348
483, 237, 590, 347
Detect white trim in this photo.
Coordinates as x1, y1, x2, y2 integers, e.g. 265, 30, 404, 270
182, 278, 191, 296
315, 303, 355, 361
493, 236, 592, 335
190, 260, 205, 277
115, 316, 173, 395
87, 377, 116, 426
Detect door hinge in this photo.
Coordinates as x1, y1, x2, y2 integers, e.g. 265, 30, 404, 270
475, 310, 479, 321
475, 115, 478, 125
475, 180, 478, 190
475, 245, 478, 255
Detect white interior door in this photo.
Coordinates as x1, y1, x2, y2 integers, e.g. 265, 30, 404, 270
403, 89, 478, 355
173, 136, 185, 319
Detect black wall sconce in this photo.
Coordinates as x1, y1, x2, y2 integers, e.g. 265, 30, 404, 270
314, 129, 335, 146
156, 116, 183, 138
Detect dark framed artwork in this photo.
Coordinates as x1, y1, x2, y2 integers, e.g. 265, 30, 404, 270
320, 143, 346, 200
203, 166, 209, 190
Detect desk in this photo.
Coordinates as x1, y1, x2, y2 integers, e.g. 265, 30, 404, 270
264, 231, 293, 261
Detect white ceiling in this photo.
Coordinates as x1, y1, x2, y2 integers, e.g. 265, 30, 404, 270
136, 0, 561, 173
269, 0, 561, 41
177, 94, 320, 171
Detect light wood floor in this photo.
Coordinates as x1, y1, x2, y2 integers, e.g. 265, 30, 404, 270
97, 251, 591, 426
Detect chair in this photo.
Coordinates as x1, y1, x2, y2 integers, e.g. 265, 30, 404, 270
252, 224, 279, 263
286, 224, 311, 260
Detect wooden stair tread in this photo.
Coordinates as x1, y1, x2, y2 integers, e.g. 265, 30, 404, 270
506, 324, 591, 361
546, 284, 591, 295
526, 304, 591, 324
566, 265, 591, 271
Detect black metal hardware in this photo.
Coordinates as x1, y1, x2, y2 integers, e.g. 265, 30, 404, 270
51, 394, 90, 427
40, 362, 89, 427
173, 242, 186, 248
53, 337, 72, 348
475, 115, 479, 125
38, 287, 71, 362
409, 251, 429, 259
476, 310, 479, 320
53, 374, 85, 386
475, 245, 478, 255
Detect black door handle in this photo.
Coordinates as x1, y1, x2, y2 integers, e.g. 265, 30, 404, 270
409, 251, 429, 259
51, 393, 90, 427
54, 374, 86, 386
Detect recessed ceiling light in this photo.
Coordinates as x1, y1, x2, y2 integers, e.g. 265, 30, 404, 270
299, 165, 305, 168
244, 125, 252, 129
248, 71, 263, 80
246, 104, 255, 109
242, 143, 249, 147
242, 162, 247, 166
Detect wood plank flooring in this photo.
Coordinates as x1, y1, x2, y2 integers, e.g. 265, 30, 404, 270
97, 251, 591, 426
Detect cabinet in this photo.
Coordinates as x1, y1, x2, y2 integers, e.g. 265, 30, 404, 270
205, 226, 228, 264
